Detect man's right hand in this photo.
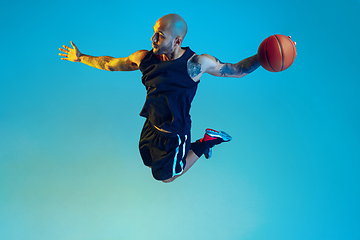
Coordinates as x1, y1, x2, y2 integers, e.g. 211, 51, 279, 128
59, 41, 82, 62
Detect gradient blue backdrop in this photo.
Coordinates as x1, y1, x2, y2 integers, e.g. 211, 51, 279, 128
1, 0, 359, 239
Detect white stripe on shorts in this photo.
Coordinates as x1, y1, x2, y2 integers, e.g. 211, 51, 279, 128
172, 134, 187, 177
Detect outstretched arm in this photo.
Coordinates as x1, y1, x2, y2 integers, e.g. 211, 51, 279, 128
187, 53, 260, 81
59, 41, 148, 71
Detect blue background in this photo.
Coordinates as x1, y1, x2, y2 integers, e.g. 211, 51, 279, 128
1, 0, 359, 239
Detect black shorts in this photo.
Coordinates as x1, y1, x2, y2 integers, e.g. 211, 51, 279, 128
139, 119, 191, 181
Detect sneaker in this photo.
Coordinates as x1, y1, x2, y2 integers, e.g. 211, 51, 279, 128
202, 128, 232, 159
203, 128, 232, 147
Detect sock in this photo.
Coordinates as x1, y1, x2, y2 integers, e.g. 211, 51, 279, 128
190, 140, 209, 158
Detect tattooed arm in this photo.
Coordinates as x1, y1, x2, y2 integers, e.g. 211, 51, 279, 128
59, 41, 148, 71
187, 53, 260, 81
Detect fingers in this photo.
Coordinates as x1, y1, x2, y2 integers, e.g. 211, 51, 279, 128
59, 47, 69, 53
71, 41, 77, 49
59, 44, 70, 59
59, 41, 78, 61
59, 52, 69, 61
288, 36, 296, 45
62, 44, 71, 50
58, 49, 68, 60
60, 41, 76, 51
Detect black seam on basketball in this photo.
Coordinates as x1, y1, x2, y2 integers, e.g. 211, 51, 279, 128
265, 37, 275, 72
274, 35, 284, 71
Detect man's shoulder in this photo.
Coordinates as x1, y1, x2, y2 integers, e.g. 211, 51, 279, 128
188, 53, 216, 66
130, 50, 150, 66
186, 52, 217, 81
135, 49, 150, 59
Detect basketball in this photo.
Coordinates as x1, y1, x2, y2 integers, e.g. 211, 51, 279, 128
257, 34, 297, 72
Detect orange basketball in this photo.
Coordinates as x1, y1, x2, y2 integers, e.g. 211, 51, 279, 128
257, 34, 297, 72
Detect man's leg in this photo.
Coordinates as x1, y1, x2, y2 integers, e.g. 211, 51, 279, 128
162, 129, 232, 183
162, 150, 199, 183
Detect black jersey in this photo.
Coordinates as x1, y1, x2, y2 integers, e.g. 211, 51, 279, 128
139, 47, 199, 135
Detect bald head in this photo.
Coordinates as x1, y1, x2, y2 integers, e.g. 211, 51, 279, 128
156, 14, 187, 39
151, 14, 188, 58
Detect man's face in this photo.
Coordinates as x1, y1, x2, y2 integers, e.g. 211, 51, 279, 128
151, 20, 175, 55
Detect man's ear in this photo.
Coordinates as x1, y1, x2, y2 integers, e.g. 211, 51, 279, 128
175, 37, 182, 46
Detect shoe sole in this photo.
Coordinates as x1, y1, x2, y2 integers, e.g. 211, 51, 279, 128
204, 148, 212, 159
205, 129, 232, 142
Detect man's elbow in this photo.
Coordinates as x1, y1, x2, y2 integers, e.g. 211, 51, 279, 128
235, 73, 247, 78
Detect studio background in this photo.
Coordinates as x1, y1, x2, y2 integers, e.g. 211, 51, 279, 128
1, 1, 359, 239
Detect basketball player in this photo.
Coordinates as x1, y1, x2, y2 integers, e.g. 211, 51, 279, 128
59, 14, 260, 183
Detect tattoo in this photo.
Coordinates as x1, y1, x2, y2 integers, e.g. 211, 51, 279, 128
238, 55, 261, 75
215, 56, 242, 77
214, 57, 224, 64
219, 55, 260, 77
219, 63, 241, 77
187, 55, 202, 78
109, 58, 138, 71
81, 55, 138, 71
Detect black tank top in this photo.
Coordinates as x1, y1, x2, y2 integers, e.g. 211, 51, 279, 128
139, 47, 199, 135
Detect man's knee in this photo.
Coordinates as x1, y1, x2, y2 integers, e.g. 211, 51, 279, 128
162, 175, 178, 183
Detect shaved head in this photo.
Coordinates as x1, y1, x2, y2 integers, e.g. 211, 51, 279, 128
151, 14, 188, 59
156, 14, 187, 39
